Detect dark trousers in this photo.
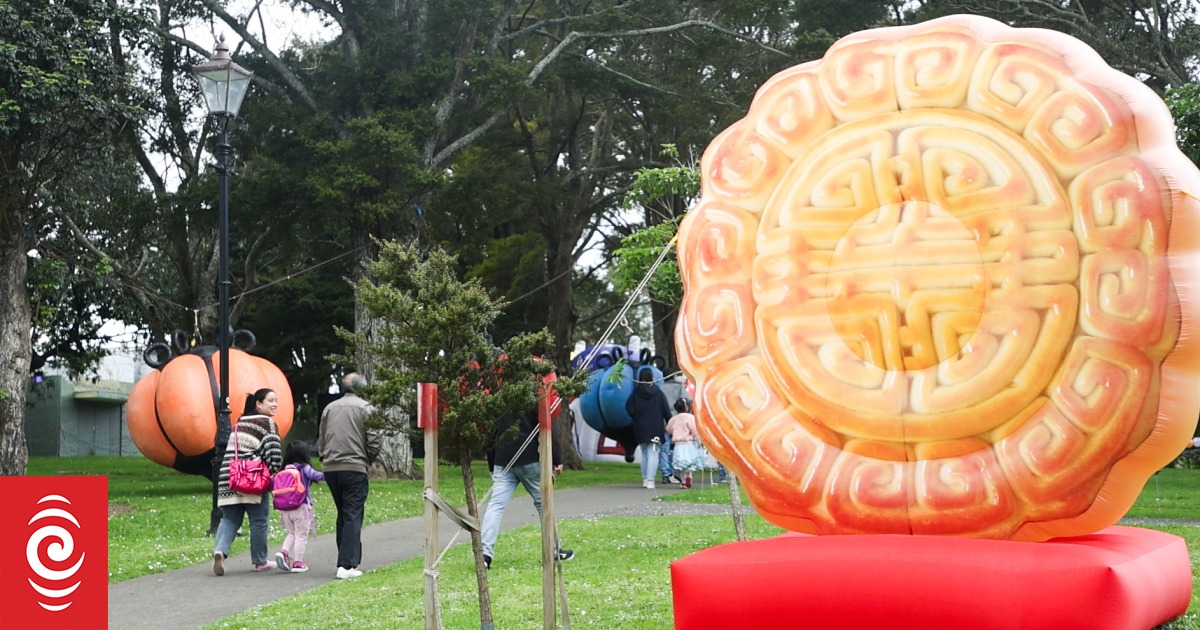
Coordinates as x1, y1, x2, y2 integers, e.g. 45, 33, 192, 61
326, 470, 369, 569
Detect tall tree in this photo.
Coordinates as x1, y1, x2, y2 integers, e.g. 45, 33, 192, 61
602, 0, 897, 370
1166, 84, 1200, 165
183, 0, 800, 355
922, 0, 1200, 91
159, 0, 805, 474
336, 240, 583, 626
0, 0, 140, 474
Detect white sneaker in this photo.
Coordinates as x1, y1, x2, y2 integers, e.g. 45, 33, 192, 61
646, 480, 655, 489
336, 567, 363, 580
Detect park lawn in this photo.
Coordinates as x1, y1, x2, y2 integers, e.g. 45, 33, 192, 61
201, 466, 1200, 630
660, 465, 1200, 521
199, 515, 1200, 630
201, 514, 788, 630
28, 455, 642, 583
28, 456, 1200, 628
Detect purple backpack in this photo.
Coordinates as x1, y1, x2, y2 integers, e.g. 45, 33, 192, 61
271, 465, 307, 511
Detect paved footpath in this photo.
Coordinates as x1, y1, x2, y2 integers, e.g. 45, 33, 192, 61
108, 482, 732, 629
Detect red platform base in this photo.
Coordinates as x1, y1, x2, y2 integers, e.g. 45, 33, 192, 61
671, 526, 1191, 630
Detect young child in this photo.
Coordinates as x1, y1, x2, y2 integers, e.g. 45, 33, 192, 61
274, 440, 324, 573
666, 398, 701, 489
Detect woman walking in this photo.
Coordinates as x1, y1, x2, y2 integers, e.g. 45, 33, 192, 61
212, 388, 284, 575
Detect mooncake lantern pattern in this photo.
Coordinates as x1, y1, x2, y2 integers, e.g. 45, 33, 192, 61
677, 16, 1200, 541
126, 344, 294, 476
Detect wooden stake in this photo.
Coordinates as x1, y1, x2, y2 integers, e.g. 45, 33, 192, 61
539, 391, 555, 629
419, 383, 442, 630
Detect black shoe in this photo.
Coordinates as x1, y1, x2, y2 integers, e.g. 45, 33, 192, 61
484, 554, 492, 569
557, 549, 575, 562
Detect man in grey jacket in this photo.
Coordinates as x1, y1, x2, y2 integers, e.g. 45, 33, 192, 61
318, 372, 382, 579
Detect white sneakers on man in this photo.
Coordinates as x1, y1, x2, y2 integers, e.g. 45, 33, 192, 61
336, 567, 363, 580
642, 479, 656, 489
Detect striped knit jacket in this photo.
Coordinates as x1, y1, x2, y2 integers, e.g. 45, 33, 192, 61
216, 414, 283, 506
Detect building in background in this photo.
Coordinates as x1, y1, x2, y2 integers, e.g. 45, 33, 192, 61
25, 349, 145, 457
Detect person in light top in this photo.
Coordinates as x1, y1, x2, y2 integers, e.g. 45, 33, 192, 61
666, 398, 700, 489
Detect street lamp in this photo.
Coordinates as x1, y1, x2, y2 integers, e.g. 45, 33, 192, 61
192, 35, 252, 533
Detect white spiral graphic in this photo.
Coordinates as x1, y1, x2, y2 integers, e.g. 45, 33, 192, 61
26, 494, 85, 612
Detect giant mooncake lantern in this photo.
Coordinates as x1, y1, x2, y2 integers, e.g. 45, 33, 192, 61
677, 16, 1200, 541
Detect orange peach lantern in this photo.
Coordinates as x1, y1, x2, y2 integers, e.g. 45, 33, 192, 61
676, 15, 1200, 541
126, 344, 293, 476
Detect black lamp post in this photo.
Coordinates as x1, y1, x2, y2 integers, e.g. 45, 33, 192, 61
192, 36, 252, 532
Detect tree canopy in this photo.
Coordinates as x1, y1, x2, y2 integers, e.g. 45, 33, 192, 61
4, 0, 1200, 476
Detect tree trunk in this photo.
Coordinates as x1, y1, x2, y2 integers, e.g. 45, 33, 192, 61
0, 205, 31, 475
543, 229, 583, 468
355, 231, 418, 479
727, 472, 747, 542
554, 404, 582, 470
369, 413, 418, 479
544, 232, 577, 371
649, 300, 679, 373
460, 450, 494, 629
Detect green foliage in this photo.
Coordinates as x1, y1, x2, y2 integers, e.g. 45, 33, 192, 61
611, 156, 700, 305
624, 151, 700, 208
26, 256, 115, 376
1167, 84, 1200, 166
611, 220, 683, 304
0, 1, 134, 142
0, 0, 142, 390
236, 258, 356, 419
333, 241, 584, 461
930, 0, 1199, 92
303, 115, 441, 223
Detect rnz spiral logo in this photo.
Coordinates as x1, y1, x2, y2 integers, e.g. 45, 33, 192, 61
27, 495, 86, 611
0, 477, 107, 630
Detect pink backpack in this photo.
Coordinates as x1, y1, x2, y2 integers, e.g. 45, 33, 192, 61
271, 465, 307, 511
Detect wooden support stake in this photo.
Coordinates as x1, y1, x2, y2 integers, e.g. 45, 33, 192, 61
539, 390, 555, 629
419, 383, 441, 630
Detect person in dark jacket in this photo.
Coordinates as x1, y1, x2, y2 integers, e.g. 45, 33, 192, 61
480, 409, 574, 569
625, 367, 673, 489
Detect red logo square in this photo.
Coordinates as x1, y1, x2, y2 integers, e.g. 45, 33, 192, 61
0, 476, 108, 630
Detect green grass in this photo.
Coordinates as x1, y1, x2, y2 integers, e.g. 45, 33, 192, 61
201, 515, 787, 630
202, 465, 1200, 630
658, 466, 1200, 521
1130, 468, 1200, 520
28, 455, 642, 583
27, 456, 1200, 628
